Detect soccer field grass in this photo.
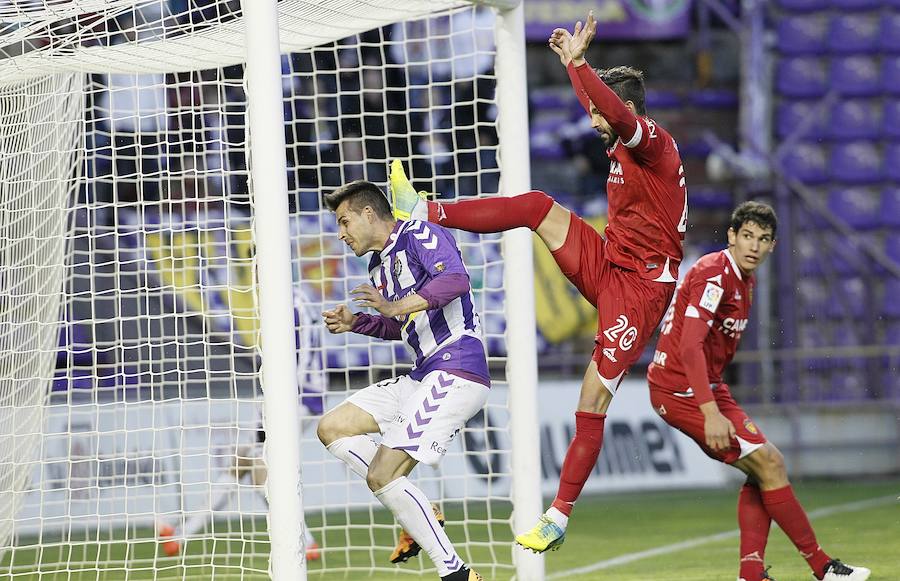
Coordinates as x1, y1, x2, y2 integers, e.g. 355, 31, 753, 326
5, 478, 898, 580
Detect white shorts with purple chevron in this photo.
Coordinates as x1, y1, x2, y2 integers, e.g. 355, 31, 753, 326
346, 370, 489, 466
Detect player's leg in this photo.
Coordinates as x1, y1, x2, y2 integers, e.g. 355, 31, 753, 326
317, 393, 384, 479
514, 359, 611, 553
372, 371, 488, 581
735, 443, 870, 581
389, 156, 571, 247
649, 385, 776, 581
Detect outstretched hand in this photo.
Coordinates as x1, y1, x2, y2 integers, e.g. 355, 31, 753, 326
322, 304, 355, 334
549, 11, 596, 66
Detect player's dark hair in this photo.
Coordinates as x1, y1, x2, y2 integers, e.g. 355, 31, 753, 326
730, 201, 778, 239
595, 66, 646, 116
324, 180, 392, 219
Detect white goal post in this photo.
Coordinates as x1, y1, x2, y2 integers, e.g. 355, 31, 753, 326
0, 1, 541, 580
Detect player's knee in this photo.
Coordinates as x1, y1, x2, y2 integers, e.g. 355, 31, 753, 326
316, 413, 339, 447
752, 443, 787, 483
365, 465, 390, 492
517, 190, 555, 230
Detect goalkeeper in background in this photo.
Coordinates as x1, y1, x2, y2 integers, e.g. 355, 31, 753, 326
158, 289, 325, 561
317, 179, 488, 581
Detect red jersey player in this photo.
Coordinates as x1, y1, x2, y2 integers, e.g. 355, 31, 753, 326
391, 11, 687, 552
648, 202, 870, 581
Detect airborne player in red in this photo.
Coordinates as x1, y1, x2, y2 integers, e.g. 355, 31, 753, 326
648, 201, 870, 581
391, 11, 687, 553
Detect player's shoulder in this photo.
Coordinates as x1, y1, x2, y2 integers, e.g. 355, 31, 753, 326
687, 251, 732, 285
398, 219, 454, 246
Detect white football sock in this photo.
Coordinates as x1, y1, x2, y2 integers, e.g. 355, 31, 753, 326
546, 506, 569, 529
303, 523, 316, 546
374, 477, 463, 576
325, 435, 378, 479
181, 471, 236, 536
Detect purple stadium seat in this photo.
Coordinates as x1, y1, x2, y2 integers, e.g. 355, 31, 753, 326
829, 366, 870, 401
827, 277, 867, 318
776, 58, 828, 99
798, 278, 829, 318
881, 11, 900, 53
885, 322, 900, 346
830, 235, 867, 276
688, 188, 733, 210
829, 0, 883, 8
828, 14, 880, 54
885, 234, 900, 267
884, 100, 900, 140
776, 100, 829, 140
796, 234, 823, 276
885, 143, 900, 181
829, 142, 883, 184
828, 100, 881, 141
644, 89, 683, 110
530, 88, 572, 112
882, 188, 900, 227
688, 89, 738, 109
777, 0, 829, 10
781, 143, 829, 183
827, 187, 881, 229
881, 278, 900, 317
830, 57, 881, 97
882, 57, 900, 95
778, 15, 829, 55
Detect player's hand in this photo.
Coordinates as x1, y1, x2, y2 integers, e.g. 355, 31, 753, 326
322, 304, 355, 334
350, 284, 395, 317
549, 28, 574, 65
568, 11, 597, 65
702, 407, 736, 451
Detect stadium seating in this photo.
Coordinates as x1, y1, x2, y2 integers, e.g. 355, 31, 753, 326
781, 143, 829, 183
777, 15, 828, 55
830, 56, 881, 97
826, 187, 881, 229
829, 100, 881, 140
776, 57, 828, 98
776, 100, 830, 140
828, 14, 880, 54
829, 142, 883, 183
882, 188, 900, 227
880, 11, 900, 53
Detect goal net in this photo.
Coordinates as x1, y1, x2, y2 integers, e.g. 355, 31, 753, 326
0, 1, 530, 580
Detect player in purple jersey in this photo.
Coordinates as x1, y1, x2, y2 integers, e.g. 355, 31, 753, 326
316, 180, 488, 581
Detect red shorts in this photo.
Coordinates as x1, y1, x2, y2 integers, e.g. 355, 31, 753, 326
551, 214, 674, 391
648, 382, 767, 464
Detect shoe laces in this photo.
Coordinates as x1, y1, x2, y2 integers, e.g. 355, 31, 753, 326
825, 559, 854, 575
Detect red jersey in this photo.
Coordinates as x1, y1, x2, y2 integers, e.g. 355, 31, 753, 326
568, 62, 687, 283
647, 250, 754, 389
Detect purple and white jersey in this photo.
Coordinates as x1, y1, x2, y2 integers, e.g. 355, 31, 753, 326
368, 220, 489, 385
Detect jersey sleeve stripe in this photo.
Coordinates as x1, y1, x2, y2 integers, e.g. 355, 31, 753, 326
623, 119, 643, 148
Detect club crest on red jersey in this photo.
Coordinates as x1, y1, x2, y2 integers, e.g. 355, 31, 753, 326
743, 418, 759, 435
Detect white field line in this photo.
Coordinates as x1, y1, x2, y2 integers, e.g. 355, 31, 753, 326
545, 493, 898, 580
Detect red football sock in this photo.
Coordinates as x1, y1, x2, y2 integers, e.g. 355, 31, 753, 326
738, 483, 771, 580
427, 190, 554, 233
550, 411, 606, 517
761, 486, 831, 579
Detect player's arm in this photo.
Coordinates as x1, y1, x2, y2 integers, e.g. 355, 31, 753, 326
553, 13, 663, 160
322, 304, 402, 340
679, 278, 736, 451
